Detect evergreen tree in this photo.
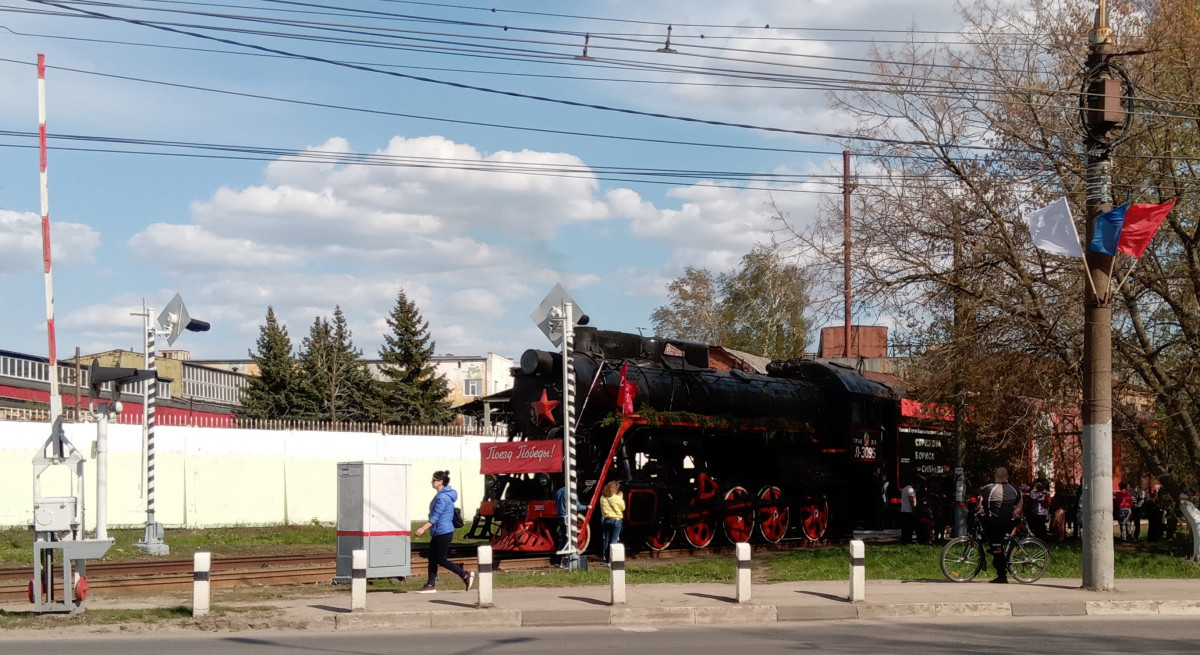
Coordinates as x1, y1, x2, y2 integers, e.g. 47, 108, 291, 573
296, 306, 375, 422
375, 289, 454, 425
238, 306, 298, 420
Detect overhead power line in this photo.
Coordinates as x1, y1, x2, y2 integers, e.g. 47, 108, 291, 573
19, 0, 1104, 156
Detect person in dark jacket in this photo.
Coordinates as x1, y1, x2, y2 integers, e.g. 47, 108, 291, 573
413, 470, 473, 593
552, 485, 588, 567
977, 467, 1022, 584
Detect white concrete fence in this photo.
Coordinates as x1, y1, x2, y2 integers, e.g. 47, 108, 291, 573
1, 421, 501, 529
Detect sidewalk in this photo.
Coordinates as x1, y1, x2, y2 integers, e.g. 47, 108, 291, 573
49, 576, 1200, 632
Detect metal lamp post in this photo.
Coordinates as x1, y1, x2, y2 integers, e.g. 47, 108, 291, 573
133, 293, 209, 556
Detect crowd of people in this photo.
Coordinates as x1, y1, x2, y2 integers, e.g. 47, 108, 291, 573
891, 471, 1181, 545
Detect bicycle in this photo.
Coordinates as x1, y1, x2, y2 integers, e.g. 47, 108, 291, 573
940, 516, 1049, 583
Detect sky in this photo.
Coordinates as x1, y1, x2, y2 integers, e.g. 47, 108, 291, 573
0, 0, 967, 362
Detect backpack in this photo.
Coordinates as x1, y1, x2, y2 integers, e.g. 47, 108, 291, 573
452, 507, 465, 529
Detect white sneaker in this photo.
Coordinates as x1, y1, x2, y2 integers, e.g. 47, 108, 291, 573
465, 572, 475, 591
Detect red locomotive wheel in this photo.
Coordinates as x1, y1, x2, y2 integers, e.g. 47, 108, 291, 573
756, 485, 789, 543
695, 471, 719, 500
645, 525, 675, 551
721, 486, 755, 543
684, 500, 716, 548
798, 494, 830, 542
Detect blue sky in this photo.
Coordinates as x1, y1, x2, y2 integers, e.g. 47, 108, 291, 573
0, 0, 961, 361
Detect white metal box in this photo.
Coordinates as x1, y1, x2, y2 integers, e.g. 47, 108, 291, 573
335, 461, 411, 582
32, 497, 77, 533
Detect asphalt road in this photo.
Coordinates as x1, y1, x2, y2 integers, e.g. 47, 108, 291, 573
6, 616, 1197, 654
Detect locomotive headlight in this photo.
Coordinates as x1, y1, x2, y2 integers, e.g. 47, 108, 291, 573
520, 349, 555, 375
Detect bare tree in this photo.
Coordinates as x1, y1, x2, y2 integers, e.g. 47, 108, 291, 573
786, 0, 1199, 502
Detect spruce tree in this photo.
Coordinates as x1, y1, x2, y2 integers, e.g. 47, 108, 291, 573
375, 289, 454, 425
238, 306, 297, 419
296, 307, 375, 422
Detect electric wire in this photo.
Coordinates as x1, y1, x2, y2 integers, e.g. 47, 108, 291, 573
6, 1, 1120, 93
18, 1, 1169, 156
5, 2, 1183, 120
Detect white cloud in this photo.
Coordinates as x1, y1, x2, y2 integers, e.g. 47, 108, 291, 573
128, 223, 304, 271
0, 209, 101, 275
235, 136, 611, 242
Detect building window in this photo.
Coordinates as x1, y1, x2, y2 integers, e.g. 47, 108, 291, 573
464, 379, 482, 397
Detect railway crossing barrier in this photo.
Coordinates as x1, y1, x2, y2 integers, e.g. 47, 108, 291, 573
849, 539, 865, 602
351, 550, 366, 611
735, 543, 752, 603
609, 544, 626, 605
477, 546, 493, 608
192, 552, 211, 617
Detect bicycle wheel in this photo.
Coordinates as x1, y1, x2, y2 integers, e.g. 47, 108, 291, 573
940, 537, 984, 582
1008, 538, 1049, 583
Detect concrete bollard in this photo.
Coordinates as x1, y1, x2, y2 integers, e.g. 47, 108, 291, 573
192, 552, 211, 617
351, 549, 366, 611
735, 542, 752, 604
477, 546, 493, 608
609, 543, 626, 605
849, 539, 865, 602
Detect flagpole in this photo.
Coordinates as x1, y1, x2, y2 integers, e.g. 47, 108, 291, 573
1103, 255, 1119, 303
1081, 254, 1100, 301
1111, 259, 1138, 297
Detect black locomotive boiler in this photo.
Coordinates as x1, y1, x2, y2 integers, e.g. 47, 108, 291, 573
469, 327, 947, 553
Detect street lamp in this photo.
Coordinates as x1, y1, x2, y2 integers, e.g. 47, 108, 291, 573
132, 293, 209, 556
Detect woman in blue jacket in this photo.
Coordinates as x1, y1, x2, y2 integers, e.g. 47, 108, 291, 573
413, 470, 473, 593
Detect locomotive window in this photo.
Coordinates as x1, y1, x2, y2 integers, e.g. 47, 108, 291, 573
635, 452, 649, 469
850, 400, 866, 426
850, 399, 882, 427
682, 455, 696, 470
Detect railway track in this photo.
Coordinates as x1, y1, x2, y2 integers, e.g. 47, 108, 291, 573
0, 551, 552, 603
0, 539, 811, 604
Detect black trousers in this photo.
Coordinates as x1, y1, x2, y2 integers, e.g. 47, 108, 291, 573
426, 531, 466, 586
983, 517, 1014, 579
900, 512, 914, 544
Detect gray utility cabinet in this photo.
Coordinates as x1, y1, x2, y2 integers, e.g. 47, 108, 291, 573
334, 461, 411, 583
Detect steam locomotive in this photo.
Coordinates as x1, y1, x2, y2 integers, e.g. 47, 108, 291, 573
468, 327, 949, 553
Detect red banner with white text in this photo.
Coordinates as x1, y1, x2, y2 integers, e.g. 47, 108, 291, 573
480, 440, 562, 474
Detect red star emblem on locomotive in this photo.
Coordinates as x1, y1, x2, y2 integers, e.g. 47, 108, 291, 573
531, 389, 560, 424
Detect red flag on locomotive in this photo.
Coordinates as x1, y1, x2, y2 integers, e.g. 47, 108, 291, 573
617, 361, 637, 415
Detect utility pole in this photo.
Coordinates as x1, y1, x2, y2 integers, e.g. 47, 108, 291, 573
1080, 0, 1123, 591
951, 206, 968, 537
842, 150, 856, 358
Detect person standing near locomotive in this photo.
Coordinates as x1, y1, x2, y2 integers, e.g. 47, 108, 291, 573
413, 470, 474, 593
553, 485, 588, 567
1028, 481, 1050, 542
978, 466, 1022, 584
599, 480, 626, 565
899, 481, 917, 545
1114, 481, 1134, 542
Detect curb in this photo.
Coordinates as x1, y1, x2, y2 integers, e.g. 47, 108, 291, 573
316, 599, 1197, 631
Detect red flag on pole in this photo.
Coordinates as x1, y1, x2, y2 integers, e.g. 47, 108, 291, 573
617, 362, 637, 415
1116, 198, 1176, 258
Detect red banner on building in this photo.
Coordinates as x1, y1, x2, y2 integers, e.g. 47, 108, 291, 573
480, 441, 562, 474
